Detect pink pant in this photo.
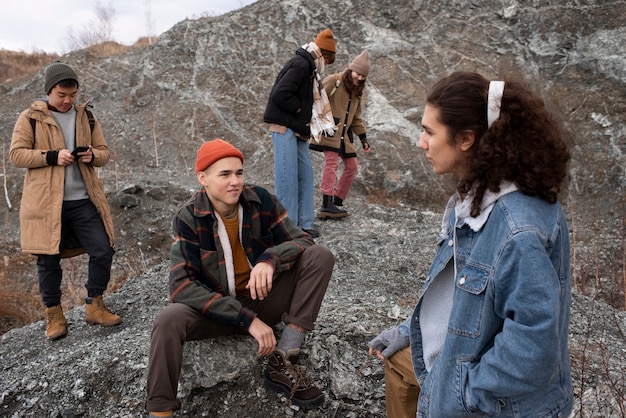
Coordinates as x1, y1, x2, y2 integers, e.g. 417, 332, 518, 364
320, 150, 358, 199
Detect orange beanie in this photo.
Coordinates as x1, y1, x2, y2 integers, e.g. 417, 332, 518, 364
315, 28, 336, 53
195, 139, 244, 173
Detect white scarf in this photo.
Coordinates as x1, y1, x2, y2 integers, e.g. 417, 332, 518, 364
302, 42, 336, 142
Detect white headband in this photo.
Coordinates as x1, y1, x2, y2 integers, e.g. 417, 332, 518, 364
487, 81, 505, 128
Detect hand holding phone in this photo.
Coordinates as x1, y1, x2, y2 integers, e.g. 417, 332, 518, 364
71, 146, 90, 157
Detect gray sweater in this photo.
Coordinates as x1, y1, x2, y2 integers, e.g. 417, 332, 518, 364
51, 107, 89, 201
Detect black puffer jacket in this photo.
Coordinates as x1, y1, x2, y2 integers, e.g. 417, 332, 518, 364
263, 48, 315, 138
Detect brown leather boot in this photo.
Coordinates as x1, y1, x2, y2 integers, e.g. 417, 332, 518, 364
263, 349, 324, 408
85, 295, 122, 326
45, 305, 68, 340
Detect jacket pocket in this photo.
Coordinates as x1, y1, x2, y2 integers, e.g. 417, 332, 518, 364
199, 248, 220, 283
460, 359, 494, 415
448, 265, 490, 338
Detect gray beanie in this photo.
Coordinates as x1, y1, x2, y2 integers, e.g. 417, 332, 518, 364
45, 61, 79, 95
349, 50, 371, 77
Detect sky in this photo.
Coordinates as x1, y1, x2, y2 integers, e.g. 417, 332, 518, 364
0, 0, 256, 54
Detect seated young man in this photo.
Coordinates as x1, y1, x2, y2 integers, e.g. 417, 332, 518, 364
146, 139, 335, 417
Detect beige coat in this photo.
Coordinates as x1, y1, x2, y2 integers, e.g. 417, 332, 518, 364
309, 69, 367, 157
9, 100, 114, 257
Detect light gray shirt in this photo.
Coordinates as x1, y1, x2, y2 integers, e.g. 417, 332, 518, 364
419, 259, 455, 372
51, 107, 89, 201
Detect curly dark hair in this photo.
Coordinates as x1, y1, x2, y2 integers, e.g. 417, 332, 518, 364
426, 71, 570, 217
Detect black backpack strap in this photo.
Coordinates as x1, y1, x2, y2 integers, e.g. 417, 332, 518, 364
29, 117, 37, 146
30, 108, 94, 147
85, 108, 95, 134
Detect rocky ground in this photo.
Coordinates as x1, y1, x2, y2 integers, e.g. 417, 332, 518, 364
0, 0, 624, 416
1, 197, 625, 417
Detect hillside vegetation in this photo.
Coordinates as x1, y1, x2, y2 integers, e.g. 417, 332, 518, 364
0, 49, 59, 83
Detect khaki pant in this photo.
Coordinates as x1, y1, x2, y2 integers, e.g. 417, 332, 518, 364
385, 346, 420, 418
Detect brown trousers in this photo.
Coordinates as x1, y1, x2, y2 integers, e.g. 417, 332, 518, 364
385, 346, 421, 418
145, 245, 334, 413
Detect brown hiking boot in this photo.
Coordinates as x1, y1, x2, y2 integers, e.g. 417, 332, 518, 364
263, 349, 324, 408
45, 305, 68, 340
85, 295, 122, 326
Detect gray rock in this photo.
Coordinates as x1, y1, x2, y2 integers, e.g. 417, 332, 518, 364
1, 204, 625, 417
1, 0, 623, 308
0, 0, 624, 416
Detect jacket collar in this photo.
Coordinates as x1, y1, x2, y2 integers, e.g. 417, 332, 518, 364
295, 47, 316, 73
440, 181, 519, 237
192, 185, 260, 219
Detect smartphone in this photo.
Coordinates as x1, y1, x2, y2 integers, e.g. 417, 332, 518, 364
71, 146, 89, 157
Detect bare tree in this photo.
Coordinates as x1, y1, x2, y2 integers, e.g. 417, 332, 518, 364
2, 135, 12, 211
63, 1, 116, 52
144, 0, 156, 45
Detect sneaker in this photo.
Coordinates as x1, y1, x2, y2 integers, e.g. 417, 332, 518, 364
302, 228, 320, 238
45, 305, 68, 340
264, 349, 324, 408
85, 295, 122, 326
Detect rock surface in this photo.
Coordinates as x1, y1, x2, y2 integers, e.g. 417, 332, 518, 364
0, 0, 625, 416
1, 0, 624, 306
1, 204, 625, 417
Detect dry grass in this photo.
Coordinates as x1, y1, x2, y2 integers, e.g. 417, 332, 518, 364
0, 249, 148, 336
0, 253, 42, 332
0, 49, 59, 83
0, 38, 152, 85
82, 41, 132, 58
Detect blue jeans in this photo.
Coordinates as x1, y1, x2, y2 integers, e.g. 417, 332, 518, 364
272, 129, 314, 229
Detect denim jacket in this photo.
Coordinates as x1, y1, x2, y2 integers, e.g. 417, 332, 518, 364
410, 189, 573, 417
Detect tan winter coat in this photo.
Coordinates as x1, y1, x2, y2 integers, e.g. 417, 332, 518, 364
9, 100, 114, 257
309, 69, 367, 157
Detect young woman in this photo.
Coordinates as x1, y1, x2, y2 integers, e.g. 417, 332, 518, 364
369, 71, 573, 418
310, 50, 371, 218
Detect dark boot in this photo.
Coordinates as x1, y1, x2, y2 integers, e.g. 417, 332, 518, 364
318, 195, 348, 219
333, 196, 344, 207
264, 349, 324, 408
302, 228, 320, 238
